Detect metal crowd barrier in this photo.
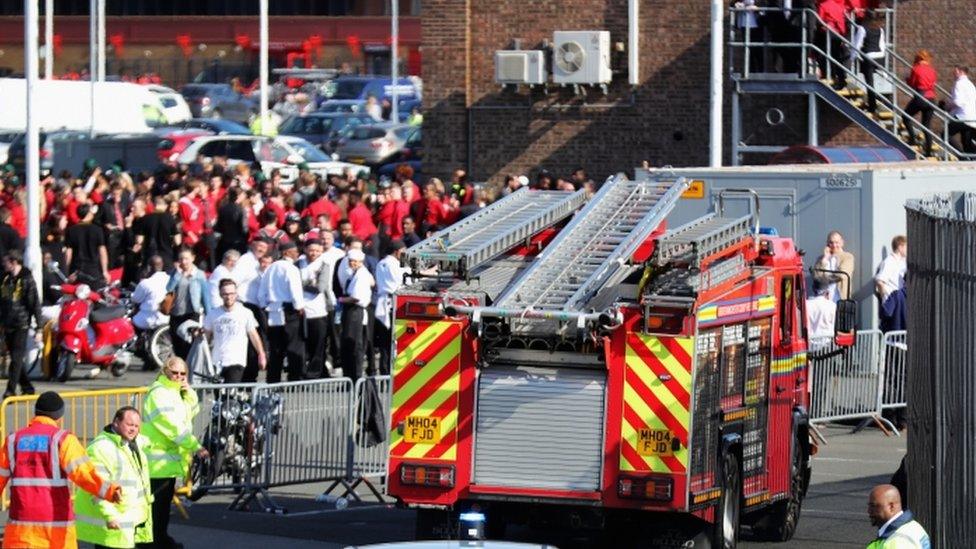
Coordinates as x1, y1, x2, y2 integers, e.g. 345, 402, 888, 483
880, 330, 908, 411
807, 329, 899, 441
346, 375, 392, 501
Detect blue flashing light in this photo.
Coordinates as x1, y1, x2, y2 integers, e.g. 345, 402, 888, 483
758, 226, 779, 236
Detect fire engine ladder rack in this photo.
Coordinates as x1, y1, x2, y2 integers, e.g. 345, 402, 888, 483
493, 176, 691, 315
403, 188, 586, 278
652, 213, 755, 268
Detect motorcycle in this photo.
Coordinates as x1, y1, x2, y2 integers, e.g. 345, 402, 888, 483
51, 280, 136, 382
188, 387, 283, 501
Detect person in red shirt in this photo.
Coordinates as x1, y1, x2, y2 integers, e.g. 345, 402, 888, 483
904, 49, 938, 157
422, 183, 446, 236
301, 192, 343, 229
347, 190, 377, 241
2, 187, 27, 238
817, 0, 848, 89
178, 179, 206, 250
262, 188, 287, 228
375, 186, 410, 241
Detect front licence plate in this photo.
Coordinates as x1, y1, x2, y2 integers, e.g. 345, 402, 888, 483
404, 415, 441, 444
349, 157, 366, 164
637, 428, 674, 457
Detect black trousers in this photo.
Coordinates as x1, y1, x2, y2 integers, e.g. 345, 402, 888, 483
4, 329, 34, 397
150, 477, 177, 548
220, 364, 245, 383
169, 313, 197, 362
862, 59, 878, 112
816, 30, 847, 87
327, 310, 340, 372
242, 302, 268, 383
904, 96, 935, 156
340, 305, 366, 382
267, 309, 305, 383
304, 316, 329, 379
374, 320, 393, 376
948, 120, 976, 153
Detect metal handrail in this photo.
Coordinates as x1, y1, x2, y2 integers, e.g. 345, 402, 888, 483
728, 6, 972, 161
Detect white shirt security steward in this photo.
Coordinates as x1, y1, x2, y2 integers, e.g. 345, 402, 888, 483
208, 263, 238, 305
874, 253, 907, 301
131, 271, 171, 330
258, 258, 305, 326
235, 251, 262, 305
346, 266, 375, 326
298, 255, 337, 319
203, 303, 257, 368
951, 74, 976, 125
375, 255, 411, 329
806, 296, 837, 344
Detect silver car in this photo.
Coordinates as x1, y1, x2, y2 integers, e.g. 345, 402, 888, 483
335, 122, 417, 166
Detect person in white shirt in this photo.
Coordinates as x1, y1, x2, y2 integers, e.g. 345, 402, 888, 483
297, 239, 337, 378
208, 249, 240, 305
203, 279, 266, 383
806, 281, 837, 347
234, 238, 270, 380
258, 240, 305, 382
131, 255, 170, 331
374, 240, 410, 375
947, 65, 976, 153
365, 95, 383, 122
339, 249, 374, 381
853, 14, 886, 113
874, 235, 908, 332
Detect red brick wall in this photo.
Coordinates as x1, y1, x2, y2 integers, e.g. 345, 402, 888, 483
422, 1, 971, 183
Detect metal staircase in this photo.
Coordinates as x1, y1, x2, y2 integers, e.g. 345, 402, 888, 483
494, 176, 690, 313
403, 187, 586, 278
729, 5, 973, 163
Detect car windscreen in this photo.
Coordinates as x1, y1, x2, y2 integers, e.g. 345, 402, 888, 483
181, 86, 209, 97
288, 140, 329, 162
331, 80, 369, 100
350, 127, 388, 140
160, 97, 179, 108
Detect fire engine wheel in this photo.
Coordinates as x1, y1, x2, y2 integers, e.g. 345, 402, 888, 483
713, 453, 741, 549
56, 352, 76, 383
749, 438, 807, 541
415, 508, 458, 540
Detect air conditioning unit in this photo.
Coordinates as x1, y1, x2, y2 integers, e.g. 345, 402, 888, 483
552, 30, 612, 85
494, 50, 547, 85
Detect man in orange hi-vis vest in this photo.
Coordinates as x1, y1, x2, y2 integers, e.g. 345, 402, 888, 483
0, 391, 122, 548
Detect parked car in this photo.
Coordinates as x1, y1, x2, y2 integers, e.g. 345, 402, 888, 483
328, 76, 421, 103
156, 129, 213, 162
180, 83, 257, 124
168, 118, 251, 135
335, 123, 417, 166
7, 130, 91, 172
177, 135, 367, 184
0, 131, 20, 164
318, 99, 367, 115
278, 112, 374, 152
146, 85, 192, 123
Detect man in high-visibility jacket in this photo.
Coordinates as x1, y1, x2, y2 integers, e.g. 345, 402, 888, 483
866, 484, 931, 549
141, 357, 207, 549
75, 406, 153, 548
0, 391, 122, 549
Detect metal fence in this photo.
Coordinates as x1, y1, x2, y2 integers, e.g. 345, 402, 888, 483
904, 193, 976, 548
880, 330, 908, 410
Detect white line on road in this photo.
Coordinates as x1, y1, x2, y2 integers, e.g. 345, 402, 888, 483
813, 457, 901, 465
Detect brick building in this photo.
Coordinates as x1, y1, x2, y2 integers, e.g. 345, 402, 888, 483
422, 0, 976, 184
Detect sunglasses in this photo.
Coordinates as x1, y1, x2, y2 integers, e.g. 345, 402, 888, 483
166, 370, 188, 377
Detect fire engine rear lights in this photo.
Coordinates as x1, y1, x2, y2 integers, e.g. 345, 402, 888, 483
401, 463, 455, 488
617, 475, 674, 501
404, 302, 442, 317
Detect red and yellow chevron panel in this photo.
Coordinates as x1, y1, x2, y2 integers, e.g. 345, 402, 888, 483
389, 320, 462, 461
620, 333, 694, 474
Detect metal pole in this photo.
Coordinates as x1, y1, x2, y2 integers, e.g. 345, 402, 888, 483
96, 0, 105, 81
89, 0, 95, 137
808, 93, 819, 146
25, 0, 43, 295
390, 0, 399, 122
259, 0, 269, 135
44, 0, 53, 79
731, 89, 741, 166
628, 0, 639, 86
709, 0, 723, 167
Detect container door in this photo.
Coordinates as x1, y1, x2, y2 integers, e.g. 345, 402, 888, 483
712, 187, 796, 238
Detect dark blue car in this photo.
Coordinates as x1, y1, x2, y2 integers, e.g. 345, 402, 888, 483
278, 112, 375, 153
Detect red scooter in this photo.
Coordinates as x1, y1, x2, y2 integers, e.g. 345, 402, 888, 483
53, 282, 136, 381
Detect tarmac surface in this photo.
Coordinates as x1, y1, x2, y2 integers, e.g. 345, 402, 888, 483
0, 368, 905, 548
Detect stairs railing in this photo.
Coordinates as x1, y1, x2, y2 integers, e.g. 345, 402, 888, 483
728, 6, 974, 161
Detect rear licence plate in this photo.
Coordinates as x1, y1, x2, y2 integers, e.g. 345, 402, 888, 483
404, 416, 441, 444
637, 428, 674, 457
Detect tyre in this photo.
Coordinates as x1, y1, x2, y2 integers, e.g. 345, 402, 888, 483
713, 453, 741, 549
188, 428, 224, 501
749, 438, 808, 541
110, 361, 128, 377
56, 352, 76, 382
415, 508, 457, 540
148, 326, 173, 371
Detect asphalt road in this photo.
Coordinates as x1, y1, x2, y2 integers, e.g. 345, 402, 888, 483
4, 369, 904, 548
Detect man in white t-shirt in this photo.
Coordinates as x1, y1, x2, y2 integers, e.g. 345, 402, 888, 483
131, 255, 170, 331
203, 278, 267, 383
806, 280, 837, 349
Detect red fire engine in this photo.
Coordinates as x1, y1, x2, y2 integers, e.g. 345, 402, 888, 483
388, 176, 854, 547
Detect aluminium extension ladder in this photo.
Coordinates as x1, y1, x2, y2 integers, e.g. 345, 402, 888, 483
403, 187, 586, 278
652, 213, 754, 267
495, 176, 690, 312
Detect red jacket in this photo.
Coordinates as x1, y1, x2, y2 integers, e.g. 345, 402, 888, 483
908, 62, 938, 99
301, 197, 343, 229
348, 203, 378, 240
3, 196, 26, 238
818, 0, 847, 36
376, 200, 410, 240
179, 195, 205, 245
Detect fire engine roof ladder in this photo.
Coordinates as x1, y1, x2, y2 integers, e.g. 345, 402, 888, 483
403, 187, 587, 279
490, 175, 691, 318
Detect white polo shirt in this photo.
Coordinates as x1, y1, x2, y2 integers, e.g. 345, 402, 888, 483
203, 302, 257, 368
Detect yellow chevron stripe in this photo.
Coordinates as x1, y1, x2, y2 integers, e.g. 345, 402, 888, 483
632, 335, 693, 387
622, 383, 689, 470
392, 337, 460, 409
395, 319, 408, 339
624, 354, 690, 427
620, 413, 670, 473
393, 321, 453, 373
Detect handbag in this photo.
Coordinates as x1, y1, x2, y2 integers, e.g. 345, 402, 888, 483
159, 291, 175, 315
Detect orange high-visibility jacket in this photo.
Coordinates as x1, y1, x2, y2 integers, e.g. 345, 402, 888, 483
0, 416, 120, 549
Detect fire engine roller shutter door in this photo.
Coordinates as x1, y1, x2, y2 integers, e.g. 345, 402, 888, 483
473, 364, 606, 491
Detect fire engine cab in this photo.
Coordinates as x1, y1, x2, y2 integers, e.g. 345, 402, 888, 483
388, 176, 854, 547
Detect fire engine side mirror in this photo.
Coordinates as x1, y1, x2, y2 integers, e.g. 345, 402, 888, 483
833, 299, 857, 346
